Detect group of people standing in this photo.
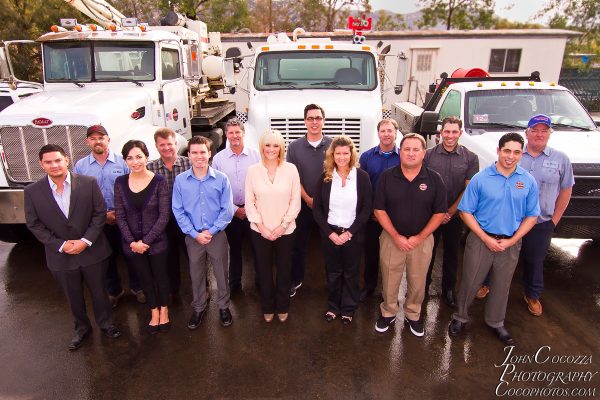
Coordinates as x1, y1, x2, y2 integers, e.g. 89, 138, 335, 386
24, 102, 573, 351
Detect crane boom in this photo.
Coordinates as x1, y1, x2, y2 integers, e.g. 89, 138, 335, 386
63, 0, 125, 28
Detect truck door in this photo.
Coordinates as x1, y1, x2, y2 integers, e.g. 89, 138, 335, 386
159, 44, 190, 137
408, 48, 438, 107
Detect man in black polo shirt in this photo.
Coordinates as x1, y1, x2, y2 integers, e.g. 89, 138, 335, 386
373, 133, 447, 336
286, 104, 333, 296
424, 116, 479, 308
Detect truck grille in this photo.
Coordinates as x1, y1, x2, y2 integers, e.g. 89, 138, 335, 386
564, 165, 600, 218
0, 125, 89, 183
270, 118, 362, 152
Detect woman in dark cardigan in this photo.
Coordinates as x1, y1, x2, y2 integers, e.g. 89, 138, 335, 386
115, 140, 171, 334
313, 136, 372, 324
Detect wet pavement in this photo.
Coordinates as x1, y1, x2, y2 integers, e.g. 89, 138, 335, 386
1, 233, 599, 399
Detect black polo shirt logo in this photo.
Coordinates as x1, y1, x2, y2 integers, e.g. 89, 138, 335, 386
419, 183, 428, 191
516, 181, 524, 189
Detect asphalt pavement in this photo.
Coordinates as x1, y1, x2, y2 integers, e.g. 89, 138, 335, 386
0, 233, 599, 399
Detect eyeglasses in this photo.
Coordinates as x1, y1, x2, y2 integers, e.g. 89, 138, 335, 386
306, 116, 324, 122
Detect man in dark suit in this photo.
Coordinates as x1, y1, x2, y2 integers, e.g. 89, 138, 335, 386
25, 144, 121, 351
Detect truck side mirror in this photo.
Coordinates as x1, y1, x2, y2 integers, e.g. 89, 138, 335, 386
394, 52, 408, 95
225, 47, 242, 73
420, 111, 439, 135
223, 58, 235, 90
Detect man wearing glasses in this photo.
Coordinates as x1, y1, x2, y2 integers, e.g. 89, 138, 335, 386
286, 104, 333, 297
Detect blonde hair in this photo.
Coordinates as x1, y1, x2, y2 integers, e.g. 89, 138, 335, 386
323, 136, 359, 183
259, 129, 286, 166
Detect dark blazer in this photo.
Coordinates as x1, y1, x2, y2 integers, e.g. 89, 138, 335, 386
114, 174, 170, 256
24, 173, 111, 272
313, 168, 372, 239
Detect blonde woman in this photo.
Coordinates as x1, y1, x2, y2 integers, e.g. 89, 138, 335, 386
245, 130, 301, 322
312, 136, 372, 325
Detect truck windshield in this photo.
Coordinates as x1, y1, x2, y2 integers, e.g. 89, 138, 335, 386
44, 41, 155, 83
466, 89, 596, 132
254, 51, 377, 91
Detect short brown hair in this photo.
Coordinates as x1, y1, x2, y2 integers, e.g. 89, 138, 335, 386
304, 104, 325, 119
400, 133, 426, 149
188, 135, 213, 151
225, 118, 244, 133
441, 116, 462, 130
377, 118, 399, 131
154, 127, 176, 142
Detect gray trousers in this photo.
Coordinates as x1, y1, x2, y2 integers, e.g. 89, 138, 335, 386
185, 231, 230, 312
453, 231, 521, 328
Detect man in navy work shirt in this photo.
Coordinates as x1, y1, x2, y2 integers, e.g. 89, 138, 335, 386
358, 118, 400, 300
74, 124, 143, 307
373, 133, 447, 337
424, 116, 479, 308
449, 132, 540, 345
172, 136, 234, 329
519, 115, 574, 317
286, 104, 333, 297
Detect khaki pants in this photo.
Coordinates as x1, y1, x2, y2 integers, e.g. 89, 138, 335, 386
379, 230, 434, 321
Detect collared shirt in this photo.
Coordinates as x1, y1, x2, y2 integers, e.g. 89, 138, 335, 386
374, 166, 447, 236
286, 134, 333, 198
520, 145, 574, 223
327, 167, 358, 228
212, 146, 260, 210
48, 172, 71, 218
359, 145, 400, 192
147, 155, 192, 194
424, 144, 479, 207
172, 166, 233, 238
74, 151, 128, 210
459, 163, 540, 236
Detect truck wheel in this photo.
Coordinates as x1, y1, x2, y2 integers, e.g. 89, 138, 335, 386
0, 224, 37, 244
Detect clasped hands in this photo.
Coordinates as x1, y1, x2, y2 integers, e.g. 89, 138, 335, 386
63, 239, 88, 255
258, 224, 286, 241
130, 240, 150, 254
329, 230, 352, 246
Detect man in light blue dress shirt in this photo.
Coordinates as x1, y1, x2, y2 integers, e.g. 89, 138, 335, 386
74, 124, 143, 307
173, 136, 234, 329
212, 119, 260, 294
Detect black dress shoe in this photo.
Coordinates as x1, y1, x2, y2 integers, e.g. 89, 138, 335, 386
188, 310, 206, 330
102, 325, 121, 339
68, 330, 90, 351
448, 319, 465, 337
443, 290, 457, 308
490, 325, 514, 345
220, 308, 233, 327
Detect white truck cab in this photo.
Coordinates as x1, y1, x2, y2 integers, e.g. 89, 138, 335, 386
392, 70, 600, 239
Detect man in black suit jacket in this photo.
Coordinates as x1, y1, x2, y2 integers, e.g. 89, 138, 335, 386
25, 144, 121, 351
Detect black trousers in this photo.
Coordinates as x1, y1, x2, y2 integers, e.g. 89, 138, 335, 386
51, 258, 113, 335
520, 220, 555, 299
224, 216, 258, 287
127, 252, 170, 309
362, 218, 382, 292
322, 235, 362, 316
165, 215, 186, 294
250, 230, 295, 314
104, 224, 141, 295
426, 216, 463, 294
290, 203, 316, 286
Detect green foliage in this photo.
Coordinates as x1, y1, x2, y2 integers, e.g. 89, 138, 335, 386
417, 0, 495, 30
196, 0, 250, 33
374, 10, 406, 31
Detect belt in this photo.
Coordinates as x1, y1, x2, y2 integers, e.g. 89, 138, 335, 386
235, 203, 244, 208
328, 224, 349, 235
483, 230, 513, 240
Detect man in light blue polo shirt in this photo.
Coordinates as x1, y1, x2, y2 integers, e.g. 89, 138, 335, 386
448, 132, 540, 345
172, 136, 234, 329
74, 124, 143, 307
519, 115, 574, 317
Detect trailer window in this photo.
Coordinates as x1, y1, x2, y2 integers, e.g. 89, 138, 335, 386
254, 51, 377, 91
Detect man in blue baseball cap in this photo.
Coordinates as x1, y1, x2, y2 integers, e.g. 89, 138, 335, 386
519, 114, 574, 316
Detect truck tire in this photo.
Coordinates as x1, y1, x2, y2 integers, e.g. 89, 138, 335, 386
192, 127, 223, 155
0, 224, 37, 244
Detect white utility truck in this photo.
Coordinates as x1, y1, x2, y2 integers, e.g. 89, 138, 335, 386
0, 40, 44, 112
392, 68, 600, 239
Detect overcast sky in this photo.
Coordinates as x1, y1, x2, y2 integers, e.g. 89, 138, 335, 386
368, 0, 549, 23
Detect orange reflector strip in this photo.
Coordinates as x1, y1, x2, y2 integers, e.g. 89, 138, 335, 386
362, 46, 370, 51
311, 45, 320, 49
75, 25, 82, 32
191, 51, 197, 61
515, 82, 521, 86
325, 45, 334, 49
298, 45, 306, 49
261, 46, 269, 51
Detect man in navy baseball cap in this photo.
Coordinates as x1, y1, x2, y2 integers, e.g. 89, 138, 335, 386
527, 114, 552, 129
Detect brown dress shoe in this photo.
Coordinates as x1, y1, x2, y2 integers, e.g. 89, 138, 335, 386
524, 296, 542, 316
475, 285, 490, 299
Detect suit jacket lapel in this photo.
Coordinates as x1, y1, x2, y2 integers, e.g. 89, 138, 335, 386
68, 174, 79, 219
42, 177, 69, 222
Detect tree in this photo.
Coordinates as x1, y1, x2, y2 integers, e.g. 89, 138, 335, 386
374, 10, 406, 31
322, 0, 370, 31
417, 0, 495, 30
195, 0, 250, 33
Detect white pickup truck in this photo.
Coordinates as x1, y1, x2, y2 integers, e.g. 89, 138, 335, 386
392, 69, 600, 239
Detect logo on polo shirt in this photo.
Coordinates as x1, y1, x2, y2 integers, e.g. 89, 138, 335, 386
419, 183, 428, 191
516, 181, 524, 189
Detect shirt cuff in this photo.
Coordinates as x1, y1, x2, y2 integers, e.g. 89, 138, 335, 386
81, 238, 92, 247
59, 241, 67, 253
208, 227, 219, 236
